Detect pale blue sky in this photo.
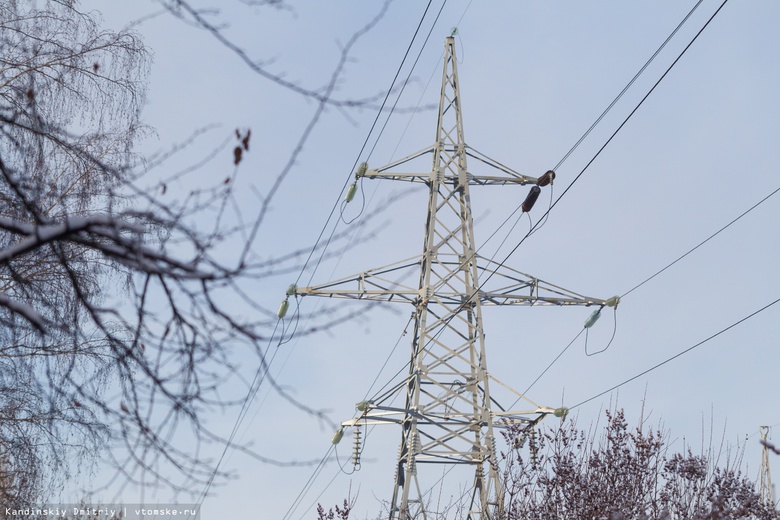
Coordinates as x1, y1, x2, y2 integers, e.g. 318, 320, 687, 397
80, 1, 780, 518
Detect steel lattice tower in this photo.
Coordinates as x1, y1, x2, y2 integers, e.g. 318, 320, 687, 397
294, 36, 610, 519
760, 426, 776, 509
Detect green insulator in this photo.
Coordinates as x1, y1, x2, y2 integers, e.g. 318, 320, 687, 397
355, 162, 367, 178
355, 400, 372, 412
584, 308, 601, 329
286, 284, 297, 297
277, 298, 289, 319
345, 182, 357, 202
332, 426, 344, 445
554, 407, 569, 421
605, 295, 621, 308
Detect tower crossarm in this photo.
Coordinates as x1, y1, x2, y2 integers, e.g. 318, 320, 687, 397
474, 256, 608, 307
294, 255, 609, 307
358, 144, 539, 186
293, 256, 422, 303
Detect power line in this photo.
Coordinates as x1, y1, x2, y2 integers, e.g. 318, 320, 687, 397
190, 318, 284, 516
273, 0, 444, 415
282, 446, 336, 520
284, 321, 414, 518
365, 0, 448, 162
510, 180, 780, 403
570, 296, 780, 410
622, 183, 780, 298
552, 0, 706, 172
295, 0, 438, 288
398, 0, 733, 429
521, 329, 584, 401
495, 0, 731, 277
281, 0, 732, 514
414, 0, 732, 373
231, 8, 447, 510
280, 316, 416, 517
217, 4, 425, 462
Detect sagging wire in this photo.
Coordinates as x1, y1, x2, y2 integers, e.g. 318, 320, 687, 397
527, 183, 554, 237
333, 421, 365, 476
339, 168, 367, 225
503, 297, 619, 411
472, 0, 707, 264
293, 0, 439, 290
331, 0, 447, 231
274, 284, 302, 346
483, 172, 554, 261
332, 0, 449, 228
570, 295, 780, 411
328, 318, 414, 477
463, 0, 731, 338
297, 389, 405, 520
584, 305, 618, 357
288, 314, 412, 516
286, 0, 719, 511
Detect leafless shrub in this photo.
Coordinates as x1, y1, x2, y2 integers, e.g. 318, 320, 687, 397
497, 409, 777, 519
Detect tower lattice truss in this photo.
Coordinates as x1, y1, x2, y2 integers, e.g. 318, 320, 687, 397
294, 36, 610, 519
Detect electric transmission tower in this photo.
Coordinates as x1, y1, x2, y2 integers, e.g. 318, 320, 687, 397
760, 426, 775, 509
291, 36, 614, 519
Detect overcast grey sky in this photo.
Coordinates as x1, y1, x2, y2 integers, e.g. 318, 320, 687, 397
80, 1, 780, 518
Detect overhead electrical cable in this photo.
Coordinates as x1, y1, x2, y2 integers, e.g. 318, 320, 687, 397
412, 0, 731, 414
340, 0, 447, 223
190, 319, 284, 516
287, 357, 412, 519
295, 0, 437, 288
281, 319, 417, 517
336, 0, 449, 283
513, 181, 780, 402
284, 0, 729, 514
221, 5, 435, 464
241, 0, 444, 457
520, 329, 585, 402
479, 0, 730, 292
622, 183, 780, 298
365, 0, 448, 162
466, 0, 707, 266
274, 0, 444, 402
471, 0, 710, 290
570, 296, 780, 410
282, 445, 336, 520
294, 471, 344, 520
552, 0, 706, 172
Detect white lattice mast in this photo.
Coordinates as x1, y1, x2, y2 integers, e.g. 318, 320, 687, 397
760, 426, 775, 509
291, 36, 615, 519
